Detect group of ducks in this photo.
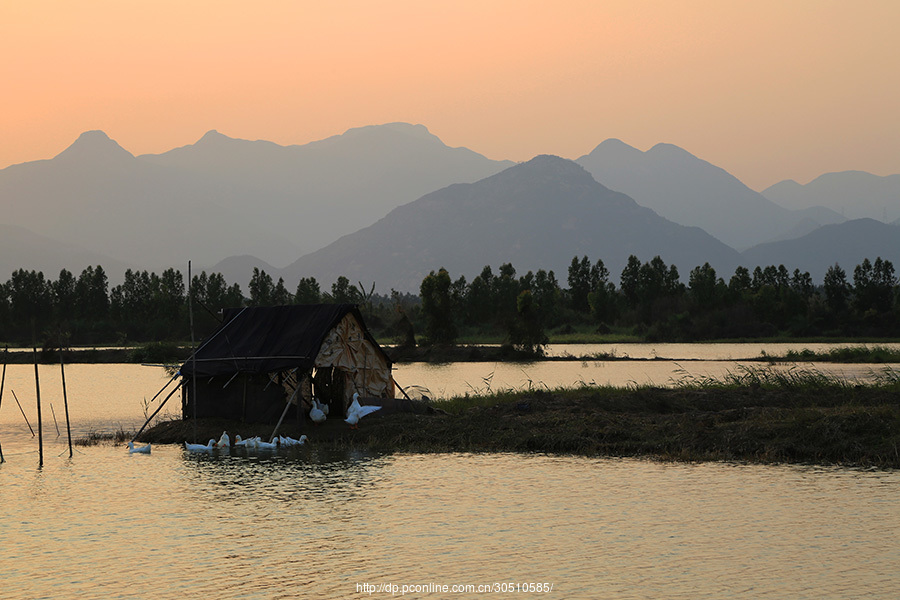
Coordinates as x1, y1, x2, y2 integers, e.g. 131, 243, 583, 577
130, 393, 382, 455
308, 393, 380, 427
184, 431, 308, 453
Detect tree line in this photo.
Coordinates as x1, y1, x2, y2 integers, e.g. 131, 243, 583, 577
0, 257, 897, 350
416, 255, 900, 351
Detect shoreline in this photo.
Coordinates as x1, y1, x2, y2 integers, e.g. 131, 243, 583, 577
7, 342, 900, 365
133, 383, 900, 469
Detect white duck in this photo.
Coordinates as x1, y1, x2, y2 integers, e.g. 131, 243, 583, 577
309, 399, 327, 424
214, 431, 230, 450
127, 441, 151, 454
185, 439, 215, 452
279, 435, 308, 447
345, 392, 381, 429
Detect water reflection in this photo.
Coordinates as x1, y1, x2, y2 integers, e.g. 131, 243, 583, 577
2, 448, 899, 599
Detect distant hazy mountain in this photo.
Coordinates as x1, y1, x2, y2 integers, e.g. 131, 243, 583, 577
762, 171, 900, 223
280, 155, 744, 293
576, 139, 845, 249
0, 124, 513, 275
0, 223, 133, 282
140, 123, 514, 257
0, 131, 298, 273
741, 218, 900, 281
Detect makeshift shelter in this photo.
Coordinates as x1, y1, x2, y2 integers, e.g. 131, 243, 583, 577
180, 304, 393, 424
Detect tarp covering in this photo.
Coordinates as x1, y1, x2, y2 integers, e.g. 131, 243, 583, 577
316, 312, 393, 400
180, 304, 391, 379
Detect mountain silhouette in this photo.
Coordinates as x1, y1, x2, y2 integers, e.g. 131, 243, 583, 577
0, 124, 512, 277
576, 139, 844, 249
741, 218, 900, 281
280, 155, 744, 292
762, 171, 900, 223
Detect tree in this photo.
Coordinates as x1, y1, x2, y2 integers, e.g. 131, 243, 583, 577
823, 263, 851, 313
272, 277, 292, 305
248, 268, 275, 306
688, 263, 721, 308
53, 269, 77, 322
620, 255, 642, 308
330, 276, 361, 304
508, 289, 548, 354
295, 277, 321, 304
420, 268, 457, 345
567, 256, 593, 313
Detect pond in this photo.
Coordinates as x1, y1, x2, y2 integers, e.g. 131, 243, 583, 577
0, 346, 898, 599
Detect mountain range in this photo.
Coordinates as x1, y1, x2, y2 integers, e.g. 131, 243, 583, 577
277, 155, 743, 292
0, 124, 511, 280
762, 171, 900, 223
1, 124, 897, 291
575, 139, 845, 250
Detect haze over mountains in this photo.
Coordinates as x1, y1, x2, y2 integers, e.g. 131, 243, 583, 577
279, 156, 743, 292
0, 123, 897, 292
575, 139, 846, 249
762, 171, 900, 223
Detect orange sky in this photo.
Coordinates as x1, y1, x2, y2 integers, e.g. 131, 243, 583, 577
2, 0, 898, 190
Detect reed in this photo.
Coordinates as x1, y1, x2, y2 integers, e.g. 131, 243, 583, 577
779, 345, 900, 364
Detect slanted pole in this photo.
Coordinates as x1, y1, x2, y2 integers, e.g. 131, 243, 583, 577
59, 350, 73, 458
0, 349, 6, 463
11, 390, 34, 436
270, 375, 301, 443
33, 347, 43, 468
131, 384, 181, 443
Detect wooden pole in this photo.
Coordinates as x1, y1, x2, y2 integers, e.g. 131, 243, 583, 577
33, 347, 43, 468
270, 372, 301, 443
11, 390, 34, 436
50, 403, 61, 437
59, 350, 73, 458
188, 260, 197, 443
131, 384, 181, 443
0, 349, 6, 463
392, 376, 413, 401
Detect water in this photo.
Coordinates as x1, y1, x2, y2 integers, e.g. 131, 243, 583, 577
1, 345, 899, 599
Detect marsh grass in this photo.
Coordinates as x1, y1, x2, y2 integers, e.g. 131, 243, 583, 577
779, 345, 900, 364
139, 365, 900, 468
75, 426, 134, 446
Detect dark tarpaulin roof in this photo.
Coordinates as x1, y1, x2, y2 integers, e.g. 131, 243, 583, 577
180, 304, 388, 378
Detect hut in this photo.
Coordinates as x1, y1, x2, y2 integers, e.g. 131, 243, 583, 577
179, 304, 393, 424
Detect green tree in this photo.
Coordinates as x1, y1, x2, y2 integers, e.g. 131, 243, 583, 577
330, 276, 362, 304
508, 289, 548, 354
248, 268, 275, 306
823, 263, 851, 314
295, 277, 321, 304
420, 268, 457, 345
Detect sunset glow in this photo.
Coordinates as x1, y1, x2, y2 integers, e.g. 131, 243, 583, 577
2, 0, 897, 189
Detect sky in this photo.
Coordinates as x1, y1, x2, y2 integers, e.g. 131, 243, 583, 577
1, 0, 898, 191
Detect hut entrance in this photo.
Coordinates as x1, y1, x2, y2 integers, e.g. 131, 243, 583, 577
312, 367, 344, 418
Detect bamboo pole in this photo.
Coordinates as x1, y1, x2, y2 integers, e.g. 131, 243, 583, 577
189, 260, 197, 443
0, 349, 6, 463
392, 376, 413, 401
270, 372, 301, 443
60, 349, 73, 458
130, 384, 181, 443
50, 403, 60, 437
10, 390, 34, 436
33, 347, 43, 468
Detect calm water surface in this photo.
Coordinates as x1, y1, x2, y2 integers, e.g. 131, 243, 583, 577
1, 346, 898, 599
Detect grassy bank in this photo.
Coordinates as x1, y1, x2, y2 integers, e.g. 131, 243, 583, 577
767, 345, 900, 364
136, 367, 900, 469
